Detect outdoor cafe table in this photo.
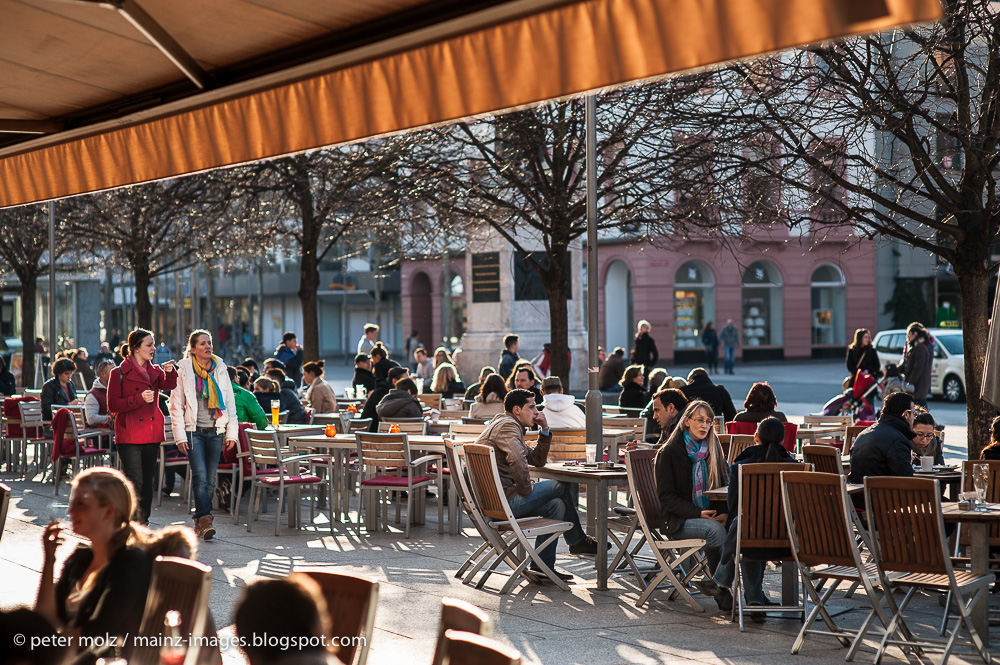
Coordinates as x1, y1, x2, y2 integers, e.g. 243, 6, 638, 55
942, 503, 1000, 645
528, 462, 628, 590
268, 423, 325, 448
288, 433, 476, 533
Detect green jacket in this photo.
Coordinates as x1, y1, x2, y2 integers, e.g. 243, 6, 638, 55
232, 382, 269, 429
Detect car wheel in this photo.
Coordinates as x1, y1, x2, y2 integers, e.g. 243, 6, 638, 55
943, 374, 965, 403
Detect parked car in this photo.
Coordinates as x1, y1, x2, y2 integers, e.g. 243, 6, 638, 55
872, 328, 965, 402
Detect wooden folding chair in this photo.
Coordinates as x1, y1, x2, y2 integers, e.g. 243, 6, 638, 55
130, 556, 212, 665
0, 482, 10, 542
450, 423, 487, 438
732, 463, 810, 630
431, 598, 493, 665
417, 393, 441, 410
463, 443, 572, 593
296, 568, 379, 665
603, 416, 646, 441
865, 476, 993, 665
444, 439, 521, 587
781, 470, 890, 660
843, 426, 867, 455
625, 449, 707, 611
802, 444, 846, 475
726, 434, 756, 465
548, 428, 587, 462
355, 432, 440, 538
439, 630, 521, 665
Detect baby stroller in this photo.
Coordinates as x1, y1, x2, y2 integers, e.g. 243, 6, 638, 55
821, 369, 878, 422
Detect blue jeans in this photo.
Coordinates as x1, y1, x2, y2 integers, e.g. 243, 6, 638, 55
715, 558, 766, 603
507, 480, 586, 569
668, 517, 727, 549
724, 346, 736, 373
187, 430, 223, 520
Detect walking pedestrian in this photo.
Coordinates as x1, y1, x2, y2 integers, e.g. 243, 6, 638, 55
719, 319, 740, 375
902, 322, 932, 408
107, 328, 177, 524
272, 332, 304, 387
844, 328, 881, 388
357, 323, 379, 356
170, 329, 238, 541
630, 320, 659, 375
701, 322, 719, 373
498, 334, 520, 379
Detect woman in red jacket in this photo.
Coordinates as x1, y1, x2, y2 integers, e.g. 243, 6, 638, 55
107, 328, 177, 523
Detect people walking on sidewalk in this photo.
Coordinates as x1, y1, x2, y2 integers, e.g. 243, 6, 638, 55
631, 320, 658, 377
719, 320, 740, 375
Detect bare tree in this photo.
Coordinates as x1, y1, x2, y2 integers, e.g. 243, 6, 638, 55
71, 176, 252, 330
242, 144, 409, 361
661, 0, 999, 455
0, 203, 73, 387
410, 88, 688, 387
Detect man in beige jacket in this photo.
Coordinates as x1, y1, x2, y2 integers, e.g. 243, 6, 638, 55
473, 389, 603, 581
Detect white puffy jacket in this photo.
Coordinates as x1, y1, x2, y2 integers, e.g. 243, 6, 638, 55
169, 356, 239, 442
541, 393, 587, 429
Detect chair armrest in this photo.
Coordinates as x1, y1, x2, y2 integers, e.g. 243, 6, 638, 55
613, 506, 636, 516
280, 453, 328, 465
236, 451, 250, 458
409, 454, 441, 468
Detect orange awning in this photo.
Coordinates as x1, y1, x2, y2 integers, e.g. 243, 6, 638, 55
0, 0, 941, 208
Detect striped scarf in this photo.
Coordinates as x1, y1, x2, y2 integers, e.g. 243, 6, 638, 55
192, 355, 225, 417
684, 430, 710, 510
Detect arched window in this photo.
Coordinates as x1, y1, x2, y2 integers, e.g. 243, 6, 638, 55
605, 261, 633, 354
811, 263, 846, 346
741, 261, 783, 346
674, 261, 716, 349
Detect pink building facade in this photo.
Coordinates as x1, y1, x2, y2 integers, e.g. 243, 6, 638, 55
402, 233, 877, 366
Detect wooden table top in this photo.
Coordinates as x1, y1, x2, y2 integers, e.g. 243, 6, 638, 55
530, 462, 628, 479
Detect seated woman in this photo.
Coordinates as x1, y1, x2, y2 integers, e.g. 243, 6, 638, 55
430, 362, 465, 399
302, 360, 337, 414
655, 400, 730, 610
618, 364, 649, 410
35, 467, 197, 661
713, 418, 796, 621
41, 358, 82, 421
469, 373, 507, 419
911, 409, 945, 466
732, 382, 787, 423
982, 416, 1000, 461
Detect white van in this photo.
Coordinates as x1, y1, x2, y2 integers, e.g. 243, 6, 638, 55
872, 328, 965, 402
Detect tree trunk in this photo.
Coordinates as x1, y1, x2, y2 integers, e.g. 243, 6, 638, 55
20, 275, 38, 389
134, 262, 152, 329
544, 245, 571, 389
299, 248, 320, 362
956, 264, 994, 459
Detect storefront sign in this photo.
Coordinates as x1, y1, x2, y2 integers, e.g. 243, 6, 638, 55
471, 252, 501, 303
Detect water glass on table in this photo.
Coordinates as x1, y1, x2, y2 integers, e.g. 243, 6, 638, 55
973, 462, 990, 511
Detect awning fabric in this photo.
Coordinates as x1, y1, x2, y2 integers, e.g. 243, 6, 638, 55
0, 0, 942, 208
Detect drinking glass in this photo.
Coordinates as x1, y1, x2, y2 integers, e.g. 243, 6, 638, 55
271, 400, 280, 428
973, 463, 990, 511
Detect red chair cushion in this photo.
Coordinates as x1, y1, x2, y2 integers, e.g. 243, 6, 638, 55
361, 475, 432, 487
259, 474, 321, 486
428, 465, 450, 474
58, 446, 104, 458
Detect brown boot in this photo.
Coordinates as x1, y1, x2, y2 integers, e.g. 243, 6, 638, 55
197, 515, 215, 541
193, 517, 205, 538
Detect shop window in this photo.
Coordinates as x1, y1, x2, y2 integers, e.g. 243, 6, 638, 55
741, 262, 783, 347
810, 264, 846, 345
513, 251, 570, 301
674, 261, 716, 349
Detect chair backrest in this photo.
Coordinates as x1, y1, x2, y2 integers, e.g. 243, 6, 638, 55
441, 398, 465, 410
131, 556, 212, 665
738, 463, 809, 550
524, 430, 539, 444
713, 416, 725, 433
781, 470, 861, 569
844, 425, 866, 454
440, 630, 522, 665
603, 417, 646, 441
450, 423, 487, 438
548, 428, 587, 461
378, 420, 426, 435
417, 394, 441, 410
716, 434, 732, 461
624, 449, 661, 534
725, 421, 757, 436
727, 434, 756, 465
864, 475, 949, 576
804, 414, 852, 429
245, 429, 282, 468
0, 482, 10, 542
438, 409, 469, 420
18, 400, 44, 426
348, 417, 372, 433
23, 388, 42, 398
296, 568, 379, 665
781, 422, 798, 452
431, 598, 493, 665
960, 460, 1000, 546
463, 444, 510, 522
356, 432, 409, 467
312, 413, 345, 429
802, 444, 844, 475
462, 417, 490, 425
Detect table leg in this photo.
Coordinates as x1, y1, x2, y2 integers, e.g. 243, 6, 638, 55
781, 561, 798, 606
969, 523, 989, 646
596, 478, 609, 590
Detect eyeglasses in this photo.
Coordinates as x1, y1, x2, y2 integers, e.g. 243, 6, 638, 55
914, 432, 935, 439
688, 417, 714, 426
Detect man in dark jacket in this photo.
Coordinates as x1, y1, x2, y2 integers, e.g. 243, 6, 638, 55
273, 331, 304, 386
464, 366, 495, 401
376, 378, 423, 419
632, 388, 688, 448
680, 368, 737, 422
848, 391, 917, 484
352, 354, 376, 394
361, 366, 409, 432
497, 334, 520, 380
